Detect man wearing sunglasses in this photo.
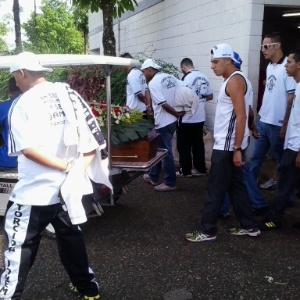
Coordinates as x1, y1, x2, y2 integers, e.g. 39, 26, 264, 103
247, 32, 296, 215
259, 49, 300, 231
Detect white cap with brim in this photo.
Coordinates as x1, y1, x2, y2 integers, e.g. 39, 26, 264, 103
211, 43, 239, 63
10, 51, 53, 73
141, 58, 161, 70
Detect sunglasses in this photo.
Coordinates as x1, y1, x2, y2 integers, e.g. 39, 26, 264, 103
261, 43, 278, 51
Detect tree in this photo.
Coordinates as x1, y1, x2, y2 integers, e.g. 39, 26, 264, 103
22, 0, 84, 54
0, 0, 10, 53
12, 0, 22, 51
72, 5, 89, 54
71, 0, 138, 56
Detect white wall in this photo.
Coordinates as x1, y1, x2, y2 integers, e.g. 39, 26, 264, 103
88, 0, 299, 131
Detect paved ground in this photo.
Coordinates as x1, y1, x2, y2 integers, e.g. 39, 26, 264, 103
1, 159, 300, 300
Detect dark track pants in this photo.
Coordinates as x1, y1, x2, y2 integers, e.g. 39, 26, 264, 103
0, 202, 98, 299
176, 121, 206, 175
267, 149, 300, 224
200, 150, 258, 235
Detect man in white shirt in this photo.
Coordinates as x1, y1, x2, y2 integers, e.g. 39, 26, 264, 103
141, 58, 184, 192
0, 52, 101, 300
247, 32, 296, 213
120, 52, 152, 116
186, 44, 260, 242
259, 49, 300, 230
176, 58, 213, 177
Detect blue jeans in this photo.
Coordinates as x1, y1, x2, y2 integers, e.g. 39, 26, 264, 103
249, 120, 284, 179
149, 121, 177, 187
248, 120, 283, 208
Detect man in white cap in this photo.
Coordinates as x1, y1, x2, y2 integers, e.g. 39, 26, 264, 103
186, 44, 260, 242
141, 58, 185, 191
0, 52, 102, 299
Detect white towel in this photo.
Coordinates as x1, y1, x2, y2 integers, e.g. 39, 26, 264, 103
60, 155, 91, 224
56, 83, 112, 224
54, 82, 81, 146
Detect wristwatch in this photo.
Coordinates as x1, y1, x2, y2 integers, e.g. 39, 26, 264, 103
233, 146, 242, 152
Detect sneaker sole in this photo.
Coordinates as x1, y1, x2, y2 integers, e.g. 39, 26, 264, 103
259, 185, 277, 190
230, 231, 260, 237
154, 187, 177, 192
143, 178, 159, 186
185, 236, 216, 242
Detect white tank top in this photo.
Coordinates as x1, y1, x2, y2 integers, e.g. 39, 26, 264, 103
213, 71, 250, 151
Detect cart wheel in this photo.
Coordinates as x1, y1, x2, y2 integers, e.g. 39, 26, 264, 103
43, 223, 56, 240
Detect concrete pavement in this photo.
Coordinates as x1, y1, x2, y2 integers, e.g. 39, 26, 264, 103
1, 159, 300, 300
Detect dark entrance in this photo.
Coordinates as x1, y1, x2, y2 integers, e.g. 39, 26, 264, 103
256, 5, 300, 112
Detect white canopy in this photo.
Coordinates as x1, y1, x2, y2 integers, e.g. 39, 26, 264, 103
0, 54, 141, 69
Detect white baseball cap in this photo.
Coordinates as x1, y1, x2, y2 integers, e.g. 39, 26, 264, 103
141, 58, 161, 70
210, 43, 239, 63
10, 52, 53, 73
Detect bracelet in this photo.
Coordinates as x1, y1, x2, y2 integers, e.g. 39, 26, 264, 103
63, 160, 75, 173
146, 105, 151, 108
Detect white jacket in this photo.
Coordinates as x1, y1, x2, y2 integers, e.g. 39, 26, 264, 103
172, 86, 199, 119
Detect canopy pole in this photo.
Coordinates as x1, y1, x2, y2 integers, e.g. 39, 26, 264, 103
104, 65, 114, 206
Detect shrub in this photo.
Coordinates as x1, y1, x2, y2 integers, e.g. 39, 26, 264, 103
66, 66, 106, 101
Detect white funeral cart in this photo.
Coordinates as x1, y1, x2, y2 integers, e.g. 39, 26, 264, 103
0, 54, 167, 217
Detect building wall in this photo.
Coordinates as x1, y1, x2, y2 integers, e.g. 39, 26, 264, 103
89, 0, 300, 131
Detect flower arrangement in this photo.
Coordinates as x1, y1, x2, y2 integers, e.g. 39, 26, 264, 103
90, 101, 154, 145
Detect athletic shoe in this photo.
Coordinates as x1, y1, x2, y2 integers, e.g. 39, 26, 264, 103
259, 178, 277, 190
229, 228, 261, 236
70, 283, 100, 300
83, 296, 100, 300
143, 174, 159, 186
258, 220, 281, 231
185, 230, 216, 242
191, 169, 206, 176
176, 168, 192, 178
154, 183, 177, 192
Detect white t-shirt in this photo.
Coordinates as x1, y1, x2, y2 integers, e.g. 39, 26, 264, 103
259, 57, 296, 126
8, 82, 96, 206
126, 68, 147, 112
284, 82, 300, 151
213, 71, 250, 151
148, 72, 184, 129
181, 69, 213, 123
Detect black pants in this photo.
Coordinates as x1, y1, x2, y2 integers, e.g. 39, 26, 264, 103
0, 202, 98, 299
267, 149, 300, 224
176, 121, 206, 175
200, 150, 257, 235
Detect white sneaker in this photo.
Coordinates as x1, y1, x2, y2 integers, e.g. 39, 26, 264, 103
176, 168, 192, 178
143, 174, 159, 186
154, 183, 177, 192
185, 231, 217, 242
191, 169, 206, 176
259, 178, 277, 190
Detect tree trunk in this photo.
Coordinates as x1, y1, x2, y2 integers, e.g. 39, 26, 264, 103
101, 0, 116, 56
83, 31, 88, 54
13, 0, 22, 51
